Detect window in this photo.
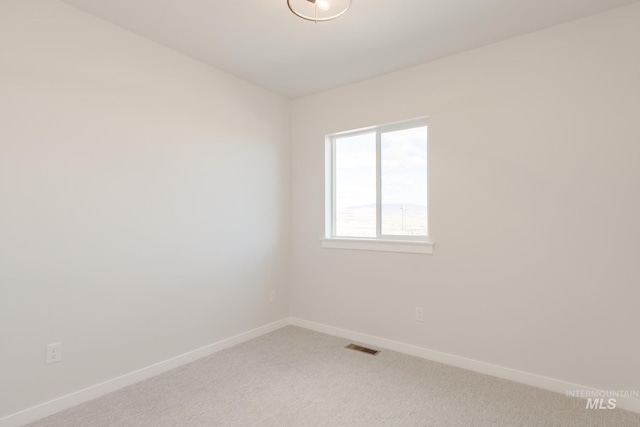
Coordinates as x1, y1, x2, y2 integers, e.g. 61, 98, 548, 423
322, 118, 433, 254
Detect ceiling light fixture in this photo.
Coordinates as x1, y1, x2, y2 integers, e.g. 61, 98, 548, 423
287, 0, 352, 23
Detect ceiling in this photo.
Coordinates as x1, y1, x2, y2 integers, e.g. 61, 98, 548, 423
61, 0, 638, 98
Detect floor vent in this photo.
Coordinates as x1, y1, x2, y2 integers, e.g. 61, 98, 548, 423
345, 344, 380, 355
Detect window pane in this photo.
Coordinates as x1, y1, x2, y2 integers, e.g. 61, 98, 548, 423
381, 126, 427, 236
335, 133, 376, 237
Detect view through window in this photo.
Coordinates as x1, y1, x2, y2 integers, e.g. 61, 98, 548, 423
330, 119, 428, 239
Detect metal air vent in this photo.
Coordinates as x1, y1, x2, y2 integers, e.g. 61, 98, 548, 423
345, 344, 380, 355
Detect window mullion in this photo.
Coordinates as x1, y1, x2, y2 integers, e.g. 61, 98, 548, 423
376, 130, 382, 238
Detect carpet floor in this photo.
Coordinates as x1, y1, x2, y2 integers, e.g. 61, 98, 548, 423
27, 326, 640, 426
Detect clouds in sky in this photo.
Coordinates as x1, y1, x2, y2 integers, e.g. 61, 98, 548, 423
335, 126, 427, 210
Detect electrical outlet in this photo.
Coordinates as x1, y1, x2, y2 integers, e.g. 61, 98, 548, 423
415, 307, 424, 322
269, 290, 276, 303
46, 342, 62, 364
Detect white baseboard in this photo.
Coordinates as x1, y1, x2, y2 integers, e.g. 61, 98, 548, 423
290, 317, 640, 414
4, 316, 638, 426
0, 318, 290, 427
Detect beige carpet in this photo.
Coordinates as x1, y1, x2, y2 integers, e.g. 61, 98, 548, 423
28, 326, 640, 426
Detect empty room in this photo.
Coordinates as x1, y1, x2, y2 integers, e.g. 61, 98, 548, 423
1, 0, 639, 426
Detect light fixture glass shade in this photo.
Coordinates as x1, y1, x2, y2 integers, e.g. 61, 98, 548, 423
287, 0, 352, 22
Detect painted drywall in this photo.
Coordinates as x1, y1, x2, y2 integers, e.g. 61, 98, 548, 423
291, 3, 640, 396
0, 0, 290, 417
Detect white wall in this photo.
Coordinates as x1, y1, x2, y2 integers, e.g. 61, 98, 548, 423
291, 3, 640, 396
0, 0, 290, 417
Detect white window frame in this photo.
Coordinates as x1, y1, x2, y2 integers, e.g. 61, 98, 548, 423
321, 118, 434, 254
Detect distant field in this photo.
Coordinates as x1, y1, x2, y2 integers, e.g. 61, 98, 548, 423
336, 206, 427, 237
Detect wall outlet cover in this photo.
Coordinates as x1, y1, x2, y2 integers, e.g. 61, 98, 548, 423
46, 342, 62, 364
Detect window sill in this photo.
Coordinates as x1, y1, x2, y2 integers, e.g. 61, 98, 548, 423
320, 238, 434, 254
